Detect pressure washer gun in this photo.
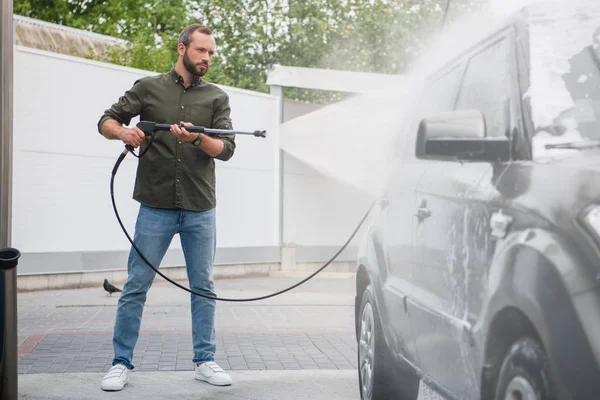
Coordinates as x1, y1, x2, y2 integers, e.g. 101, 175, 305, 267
114, 121, 266, 174
136, 121, 267, 138
123, 120, 266, 157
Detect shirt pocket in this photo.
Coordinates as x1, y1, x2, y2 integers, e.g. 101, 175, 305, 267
187, 102, 213, 128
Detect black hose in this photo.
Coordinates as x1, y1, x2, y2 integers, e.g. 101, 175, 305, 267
111, 146, 375, 302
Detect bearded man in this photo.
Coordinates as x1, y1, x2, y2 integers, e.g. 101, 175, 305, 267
96, 24, 235, 392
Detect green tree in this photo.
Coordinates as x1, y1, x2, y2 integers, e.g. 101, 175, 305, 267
15, 0, 480, 102
190, 0, 479, 102
15, 0, 189, 38
189, 0, 353, 101
16, 0, 190, 70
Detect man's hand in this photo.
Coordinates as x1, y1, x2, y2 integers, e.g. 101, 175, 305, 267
171, 121, 199, 143
100, 119, 146, 148
171, 121, 225, 157
119, 127, 146, 148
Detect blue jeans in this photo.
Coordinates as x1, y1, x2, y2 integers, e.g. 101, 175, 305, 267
112, 204, 217, 369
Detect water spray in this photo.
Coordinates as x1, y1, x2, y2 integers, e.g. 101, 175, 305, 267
110, 120, 374, 302
442, 0, 452, 27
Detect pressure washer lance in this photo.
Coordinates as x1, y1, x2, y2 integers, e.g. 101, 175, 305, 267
111, 120, 375, 302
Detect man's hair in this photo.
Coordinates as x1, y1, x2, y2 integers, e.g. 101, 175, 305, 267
179, 24, 213, 47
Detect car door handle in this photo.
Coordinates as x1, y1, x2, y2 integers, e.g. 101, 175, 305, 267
378, 197, 389, 208
415, 207, 431, 221
490, 209, 513, 239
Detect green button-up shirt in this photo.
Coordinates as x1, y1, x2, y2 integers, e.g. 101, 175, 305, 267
98, 69, 236, 211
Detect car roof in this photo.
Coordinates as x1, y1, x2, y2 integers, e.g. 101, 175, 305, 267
410, 0, 598, 80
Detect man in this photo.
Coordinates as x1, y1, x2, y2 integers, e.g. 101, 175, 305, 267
97, 24, 235, 391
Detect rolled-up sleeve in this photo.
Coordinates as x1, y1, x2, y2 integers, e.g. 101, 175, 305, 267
97, 79, 144, 134
212, 93, 236, 162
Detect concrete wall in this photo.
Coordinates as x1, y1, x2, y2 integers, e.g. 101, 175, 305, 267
12, 46, 281, 276
283, 99, 323, 123
282, 153, 373, 263
10, 46, 364, 290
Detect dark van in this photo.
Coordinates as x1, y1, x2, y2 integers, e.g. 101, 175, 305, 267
355, 2, 600, 399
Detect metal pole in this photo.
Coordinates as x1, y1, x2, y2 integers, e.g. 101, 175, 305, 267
442, 0, 452, 28
269, 85, 284, 246
0, 0, 13, 247
0, 252, 18, 400
0, 0, 16, 398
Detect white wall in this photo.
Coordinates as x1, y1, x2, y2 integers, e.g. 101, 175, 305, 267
283, 153, 373, 256
12, 47, 279, 258
279, 89, 409, 261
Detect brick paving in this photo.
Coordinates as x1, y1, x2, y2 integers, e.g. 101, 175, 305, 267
16, 277, 359, 375
18, 332, 357, 374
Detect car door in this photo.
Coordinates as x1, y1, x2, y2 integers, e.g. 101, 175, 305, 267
409, 30, 517, 398
411, 161, 493, 397
375, 69, 463, 365
371, 58, 468, 367
378, 155, 429, 363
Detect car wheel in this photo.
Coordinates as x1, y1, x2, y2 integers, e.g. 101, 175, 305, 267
358, 285, 418, 400
494, 337, 556, 400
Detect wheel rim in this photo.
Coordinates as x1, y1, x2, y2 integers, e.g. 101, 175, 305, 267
504, 376, 539, 400
359, 302, 375, 400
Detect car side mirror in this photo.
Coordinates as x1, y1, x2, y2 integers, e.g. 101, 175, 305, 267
416, 109, 510, 162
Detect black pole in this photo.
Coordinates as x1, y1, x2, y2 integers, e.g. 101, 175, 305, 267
0, 248, 19, 400
0, 0, 16, 398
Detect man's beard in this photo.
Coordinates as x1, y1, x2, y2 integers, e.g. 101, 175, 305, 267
183, 51, 209, 77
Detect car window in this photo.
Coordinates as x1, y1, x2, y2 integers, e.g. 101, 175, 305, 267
454, 38, 512, 137
404, 64, 464, 160
533, 44, 600, 148
421, 64, 464, 116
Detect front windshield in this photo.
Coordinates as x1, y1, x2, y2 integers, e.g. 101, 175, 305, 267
528, 1, 600, 159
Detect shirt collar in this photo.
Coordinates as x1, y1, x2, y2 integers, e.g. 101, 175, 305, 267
169, 68, 202, 87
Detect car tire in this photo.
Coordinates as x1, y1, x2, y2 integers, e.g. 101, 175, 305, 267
357, 285, 418, 400
493, 337, 557, 400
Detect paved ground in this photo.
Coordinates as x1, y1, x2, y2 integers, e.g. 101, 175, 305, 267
19, 370, 359, 400
17, 276, 357, 374
18, 332, 356, 374
16, 274, 363, 399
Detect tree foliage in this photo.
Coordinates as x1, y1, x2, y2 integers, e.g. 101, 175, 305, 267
15, 0, 479, 102
16, 0, 189, 70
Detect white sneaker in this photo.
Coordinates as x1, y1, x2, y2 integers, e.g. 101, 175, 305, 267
101, 364, 130, 391
195, 361, 232, 386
